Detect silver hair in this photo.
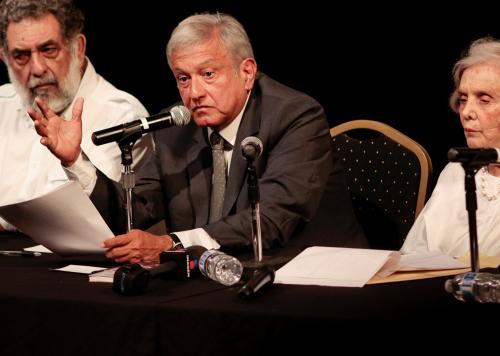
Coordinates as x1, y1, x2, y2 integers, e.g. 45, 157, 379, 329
166, 12, 254, 69
450, 36, 500, 112
0, 0, 84, 53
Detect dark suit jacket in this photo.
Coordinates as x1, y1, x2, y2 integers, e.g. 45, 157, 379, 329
92, 73, 366, 252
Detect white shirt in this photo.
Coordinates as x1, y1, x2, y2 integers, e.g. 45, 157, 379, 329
401, 162, 500, 257
0, 59, 153, 230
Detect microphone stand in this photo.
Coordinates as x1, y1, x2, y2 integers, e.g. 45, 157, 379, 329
461, 162, 482, 272
246, 162, 263, 263
239, 138, 284, 299
240, 161, 277, 299
117, 130, 142, 232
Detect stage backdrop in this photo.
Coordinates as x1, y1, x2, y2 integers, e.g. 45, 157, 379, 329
1, 1, 498, 187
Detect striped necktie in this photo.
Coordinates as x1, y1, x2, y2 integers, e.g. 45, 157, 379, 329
209, 131, 231, 222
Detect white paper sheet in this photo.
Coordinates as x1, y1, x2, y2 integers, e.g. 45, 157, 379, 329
274, 246, 400, 287
24, 245, 53, 253
54, 264, 108, 274
0, 181, 112, 256
88, 266, 120, 283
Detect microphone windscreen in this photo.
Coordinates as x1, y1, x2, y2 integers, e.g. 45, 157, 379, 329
170, 105, 191, 126
241, 136, 263, 161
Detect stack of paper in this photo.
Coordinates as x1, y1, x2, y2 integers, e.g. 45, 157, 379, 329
274, 247, 469, 287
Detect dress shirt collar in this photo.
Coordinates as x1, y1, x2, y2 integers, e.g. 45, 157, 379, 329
207, 93, 250, 147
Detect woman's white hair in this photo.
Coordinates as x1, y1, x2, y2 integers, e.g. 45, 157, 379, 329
450, 37, 500, 112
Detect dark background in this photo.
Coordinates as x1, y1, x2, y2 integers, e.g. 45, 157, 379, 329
1, 1, 499, 188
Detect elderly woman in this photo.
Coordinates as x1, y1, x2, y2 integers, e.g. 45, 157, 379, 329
401, 37, 500, 257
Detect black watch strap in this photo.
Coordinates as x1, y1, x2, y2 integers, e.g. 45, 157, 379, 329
169, 233, 184, 250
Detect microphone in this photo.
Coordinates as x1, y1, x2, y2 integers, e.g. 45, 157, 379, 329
448, 147, 500, 164
237, 264, 275, 300
92, 105, 191, 145
112, 245, 206, 295
241, 136, 263, 161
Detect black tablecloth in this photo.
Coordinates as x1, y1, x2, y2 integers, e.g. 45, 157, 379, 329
1, 232, 499, 356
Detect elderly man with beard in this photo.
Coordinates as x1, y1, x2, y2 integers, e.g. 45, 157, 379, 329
0, 0, 153, 231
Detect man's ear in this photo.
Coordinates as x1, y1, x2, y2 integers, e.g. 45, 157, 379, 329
0, 49, 6, 63
75, 34, 86, 63
240, 58, 257, 91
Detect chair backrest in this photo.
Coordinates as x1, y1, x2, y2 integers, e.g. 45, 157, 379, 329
330, 120, 432, 250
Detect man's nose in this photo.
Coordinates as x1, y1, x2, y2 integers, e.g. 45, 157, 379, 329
189, 77, 206, 100
29, 52, 48, 77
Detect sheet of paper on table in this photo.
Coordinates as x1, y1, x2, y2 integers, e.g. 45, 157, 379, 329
274, 247, 470, 287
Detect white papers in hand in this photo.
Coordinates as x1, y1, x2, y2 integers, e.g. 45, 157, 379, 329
274, 246, 400, 288
0, 181, 112, 256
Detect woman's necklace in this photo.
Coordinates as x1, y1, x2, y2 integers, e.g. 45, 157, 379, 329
478, 167, 500, 201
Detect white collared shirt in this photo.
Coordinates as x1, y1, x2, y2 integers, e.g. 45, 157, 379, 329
206, 97, 246, 175
0, 59, 153, 230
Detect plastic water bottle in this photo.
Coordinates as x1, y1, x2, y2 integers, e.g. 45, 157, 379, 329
445, 272, 500, 303
198, 249, 243, 286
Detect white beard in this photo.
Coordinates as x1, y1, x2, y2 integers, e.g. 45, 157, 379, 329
7, 45, 82, 114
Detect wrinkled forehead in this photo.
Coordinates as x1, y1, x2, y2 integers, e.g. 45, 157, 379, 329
459, 62, 500, 91
6, 14, 63, 50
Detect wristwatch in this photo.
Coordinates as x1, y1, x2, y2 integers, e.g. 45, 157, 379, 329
169, 233, 184, 250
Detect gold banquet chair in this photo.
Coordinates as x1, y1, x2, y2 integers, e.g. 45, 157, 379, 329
330, 120, 432, 250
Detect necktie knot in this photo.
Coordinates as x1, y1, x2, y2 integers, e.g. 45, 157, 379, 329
210, 131, 223, 147
210, 131, 232, 150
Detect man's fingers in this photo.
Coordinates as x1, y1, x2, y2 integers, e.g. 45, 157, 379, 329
32, 119, 48, 136
105, 246, 129, 260
34, 97, 56, 118
27, 106, 46, 126
103, 230, 159, 263
72, 97, 84, 123
27, 107, 51, 144
103, 234, 129, 248
40, 136, 52, 148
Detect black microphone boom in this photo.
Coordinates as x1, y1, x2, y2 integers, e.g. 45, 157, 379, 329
112, 245, 205, 295
92, 105, 191, 145
448, 147, 500, 164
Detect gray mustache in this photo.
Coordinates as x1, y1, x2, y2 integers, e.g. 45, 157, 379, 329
28, 76, 57, 89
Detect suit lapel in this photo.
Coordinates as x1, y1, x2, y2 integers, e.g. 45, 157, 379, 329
223, 93, 261, 216
186, 127, 211, 226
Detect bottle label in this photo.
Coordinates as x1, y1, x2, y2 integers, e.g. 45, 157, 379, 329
198, 249, 220, 278
461, 272, 477, 300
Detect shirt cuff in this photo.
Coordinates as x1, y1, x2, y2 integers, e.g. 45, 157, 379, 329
63, 151, 97, 196
174, 228, 221, 250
